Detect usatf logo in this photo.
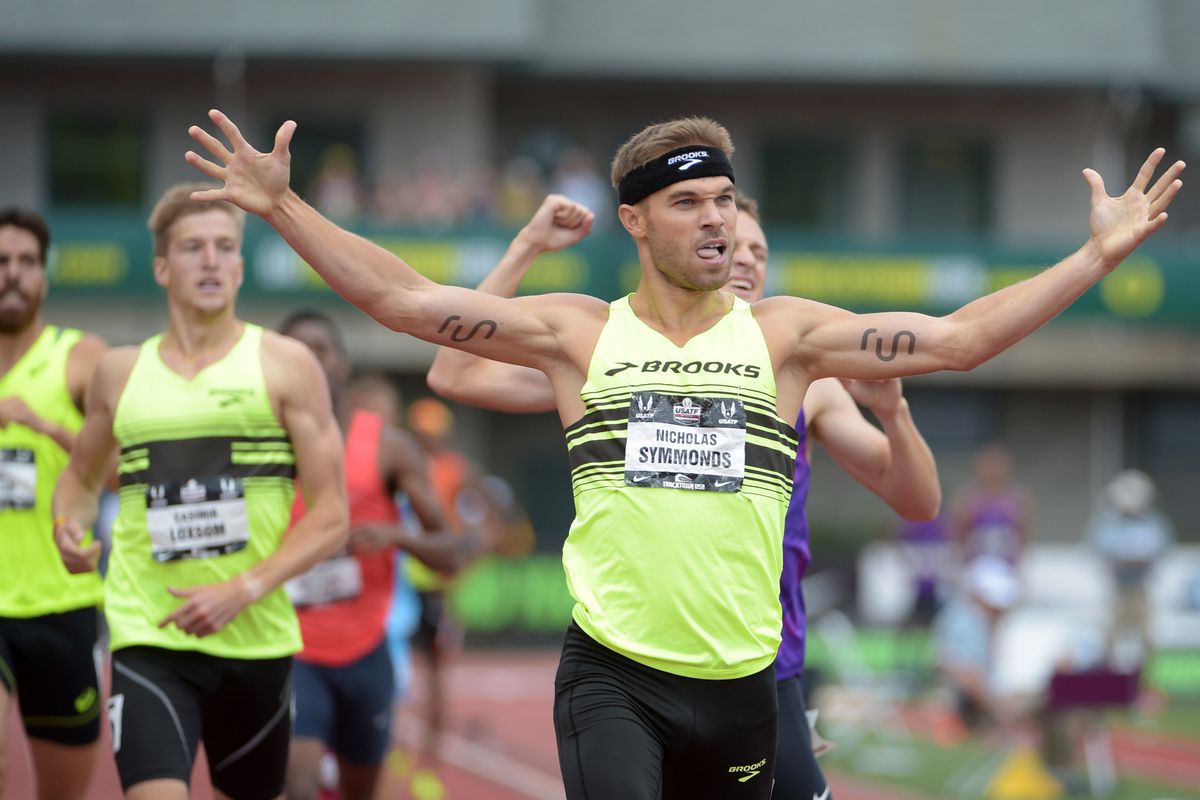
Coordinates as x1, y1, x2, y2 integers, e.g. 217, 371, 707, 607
672, 397, 702, 425
633, 394, 656, 419
147, 484, 168, 507
728, 756, 767, 782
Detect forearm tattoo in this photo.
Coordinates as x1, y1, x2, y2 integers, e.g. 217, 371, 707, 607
860, 328, 917, 362
438, 314, 498, 343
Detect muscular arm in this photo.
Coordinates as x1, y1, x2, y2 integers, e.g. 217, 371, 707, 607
763, 149, 1184, 382
427, 195, 590, 413
52, 348, 134, 572
807, 378, 941, 521
246, 333, 348, 593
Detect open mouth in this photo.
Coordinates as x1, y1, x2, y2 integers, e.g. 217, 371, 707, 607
696, 240, 728, 262
197, 278, 222, 290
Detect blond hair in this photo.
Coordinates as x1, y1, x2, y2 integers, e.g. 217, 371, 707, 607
147, 182, 245, 256
735, 191, 761, 222
610, 117, 735, 189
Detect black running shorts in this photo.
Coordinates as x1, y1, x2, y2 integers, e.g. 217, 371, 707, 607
109, 646, 293, 800
554, 622, 777, 800
0, 607, 102, 745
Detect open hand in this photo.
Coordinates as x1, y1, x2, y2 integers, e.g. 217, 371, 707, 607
518, 194, 595, 253
185, 109, 297, 217
1085, 148, 1185, 269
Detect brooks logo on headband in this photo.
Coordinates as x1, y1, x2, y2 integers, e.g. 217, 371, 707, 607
667, 151, 709, 169
618, 145, 735, 205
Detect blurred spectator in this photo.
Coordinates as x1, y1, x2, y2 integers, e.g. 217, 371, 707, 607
1087, 469, 1174, 667
370, 168, 411, 226
951, 442, 1033, 568
898, 508, 954, 628
309, 143, 364, 223
460, 166, 498, 226
495, 156, 547, 226
405, 148, 463, 231
550, 146, 612, 228
934, 555, 1023, 730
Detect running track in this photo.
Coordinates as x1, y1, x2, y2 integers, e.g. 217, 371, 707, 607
7, 650, 1200, 799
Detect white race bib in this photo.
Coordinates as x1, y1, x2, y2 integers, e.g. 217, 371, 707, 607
0, 449, 37, 510
145, 476, 249, 562
624, 392, 746, 492
286, 555, 364, 607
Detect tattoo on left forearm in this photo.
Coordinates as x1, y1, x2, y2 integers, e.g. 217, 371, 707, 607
860, 328, 917, 362
438, 315, 498, 343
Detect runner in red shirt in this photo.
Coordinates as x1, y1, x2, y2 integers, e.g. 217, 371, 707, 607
279, 310, 483, 800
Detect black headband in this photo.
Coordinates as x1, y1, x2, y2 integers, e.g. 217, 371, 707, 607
617, 145, 736, 206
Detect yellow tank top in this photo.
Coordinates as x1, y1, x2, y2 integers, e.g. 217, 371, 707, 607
0, 326, 103, 617
107, 324, 301, 658
563, 296, 797, 679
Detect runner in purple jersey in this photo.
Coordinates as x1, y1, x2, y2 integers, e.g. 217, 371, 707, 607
952, 442, 1033, 567
424, 193, 943, 798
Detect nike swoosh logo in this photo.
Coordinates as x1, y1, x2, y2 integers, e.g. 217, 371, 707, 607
631, 475, 652, 483
738, 771, 759, 782
814, 786, 830, 800
713, 480, 735, 488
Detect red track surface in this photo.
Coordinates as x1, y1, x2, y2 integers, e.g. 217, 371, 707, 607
6, 650, 1200, 799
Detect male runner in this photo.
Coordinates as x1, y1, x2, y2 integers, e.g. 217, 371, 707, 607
426, 192, 942, 798
185, 108, 1183, 799
52, 183, 348, 800
277, 309, 479, 800
0, 208, 107, 799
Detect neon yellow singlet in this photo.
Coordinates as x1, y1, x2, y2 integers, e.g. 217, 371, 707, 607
107, 324, 301, 658
563, 295, 798, 679
0, 326, 103, 617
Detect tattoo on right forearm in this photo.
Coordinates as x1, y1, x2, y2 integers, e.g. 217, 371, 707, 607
438, 315, 498, 343
860, 328, 917, 362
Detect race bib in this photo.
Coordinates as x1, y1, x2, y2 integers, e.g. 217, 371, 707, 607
145, 476, 248, 562
286, 555, 363, 607
0, 449, 36, 510
624, 392, 746, 492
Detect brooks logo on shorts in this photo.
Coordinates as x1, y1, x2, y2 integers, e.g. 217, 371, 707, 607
728, 756, 767, 782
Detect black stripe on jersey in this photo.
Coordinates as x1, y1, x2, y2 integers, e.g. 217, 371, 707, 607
117, 436, 295, 487
567, 437, 627, 472
581, 380, 778, 408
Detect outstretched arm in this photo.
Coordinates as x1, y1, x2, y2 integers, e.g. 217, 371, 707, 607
770, 149, 1185, 381
807, 378, 941, 521
427, 194, 591, 412
186, 110, 598, 373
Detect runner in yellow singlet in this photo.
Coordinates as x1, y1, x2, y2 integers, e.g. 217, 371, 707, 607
185, 108, 1183, 799
52, 184, 348, 800
0, 207, 107, 800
